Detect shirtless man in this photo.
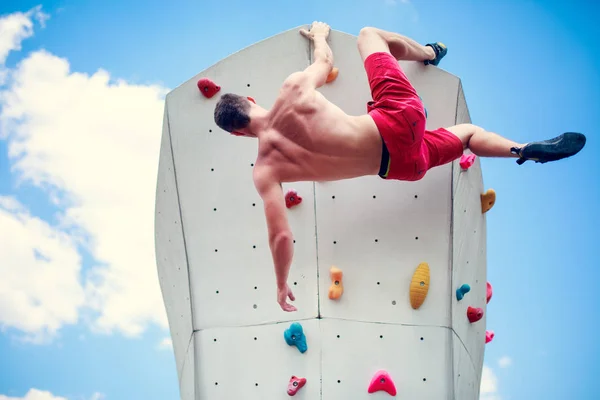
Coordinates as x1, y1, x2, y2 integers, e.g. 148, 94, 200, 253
213, 22, 586, 312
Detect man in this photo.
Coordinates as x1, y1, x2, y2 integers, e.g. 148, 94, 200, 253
213, 22, 586, 312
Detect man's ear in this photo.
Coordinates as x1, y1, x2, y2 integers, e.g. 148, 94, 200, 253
247, 96, 256, 104
231, 131, 244, 136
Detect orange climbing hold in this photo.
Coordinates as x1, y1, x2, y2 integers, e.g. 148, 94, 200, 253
409, 262, 430, 309
328, 266, 343, 300
481, 189, 496, 213
326, 67, 339, 83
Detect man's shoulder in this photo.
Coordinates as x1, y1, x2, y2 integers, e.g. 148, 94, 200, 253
282, 71, 313, 90
252, 164, 278, 193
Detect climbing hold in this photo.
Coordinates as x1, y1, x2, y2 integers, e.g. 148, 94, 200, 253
486, 282, 493, 304
467, 306, 484, 323
368, 370, 397, 396
284, 322, 307, 353
328, 266, 343, 300
409, 262, 430, 309
197, 78, 220, 98
326, 67, 339, 83
456, 283, 471, 301
460, 154, 476, 170
485, 330, 495, 344
285, 189, 302, 209
481, 189, 496, 213
287, 376, 307, 396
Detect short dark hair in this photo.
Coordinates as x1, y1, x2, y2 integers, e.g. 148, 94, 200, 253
213, 93, 251, 132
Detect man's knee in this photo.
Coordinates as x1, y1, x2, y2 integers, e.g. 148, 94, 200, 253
359, 26, 379, 36
447, 123, 483, 147
357, 27, 389, 59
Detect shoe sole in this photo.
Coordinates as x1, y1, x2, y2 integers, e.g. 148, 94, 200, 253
521, 132, 586, 163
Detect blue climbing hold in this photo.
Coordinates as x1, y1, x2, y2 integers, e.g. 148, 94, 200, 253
284, 322, 307, 353
456, 284, 471, 301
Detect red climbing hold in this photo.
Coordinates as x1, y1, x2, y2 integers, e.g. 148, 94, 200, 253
460, 153, 476, 170
467, 306, 484, 323
287, 376, 306, 396
285, 189, 302, 208
485, 330, 495, 344
486, 282, 493, 304
368, 370, 397, 396
197, 78, 220, 98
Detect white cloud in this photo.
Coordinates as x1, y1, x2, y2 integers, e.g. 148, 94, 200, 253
0, 389, 103, 400
158, 337, 173, 350
0, 6, 48, 66
0, 389, 66, 400
498, 356, 512, 368
480, 365, 501, 400
0, 196, 84, 343
0, 7, 170, 341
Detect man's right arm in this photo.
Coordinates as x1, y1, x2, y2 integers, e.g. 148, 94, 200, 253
303, 35, 333, 88
298, 22, 334, 88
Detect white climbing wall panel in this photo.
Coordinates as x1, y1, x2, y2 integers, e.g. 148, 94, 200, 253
155, 26, 489, 400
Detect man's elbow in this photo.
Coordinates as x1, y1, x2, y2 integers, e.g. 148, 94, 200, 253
269, 230, 294, 249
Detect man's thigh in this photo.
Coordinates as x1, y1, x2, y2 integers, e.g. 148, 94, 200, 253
364, 52, 418, 104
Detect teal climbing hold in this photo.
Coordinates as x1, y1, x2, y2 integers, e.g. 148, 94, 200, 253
284, 322, 307, 353
456, 284, 471, 301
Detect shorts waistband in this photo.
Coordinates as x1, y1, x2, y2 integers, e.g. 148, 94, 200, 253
378, 139, 390, 178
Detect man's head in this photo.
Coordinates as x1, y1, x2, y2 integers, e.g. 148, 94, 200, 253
213, 93, 257, 137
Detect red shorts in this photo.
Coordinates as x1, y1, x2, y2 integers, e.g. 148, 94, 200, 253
364, 52, 464, 181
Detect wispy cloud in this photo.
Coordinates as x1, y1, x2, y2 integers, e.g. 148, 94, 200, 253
498, 356, 512, 368
0, 6, 48, 66
0, 389, 66, 400
0, 389, 103, 400
0, 7, 170, 342
158, 337, 173, 350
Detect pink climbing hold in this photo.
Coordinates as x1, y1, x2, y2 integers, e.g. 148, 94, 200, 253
485, 330, 495, 344
285, 189, 302, 209
197, 77, 220, 98
486, 282, 493, 304
460, 153, 476, 170
368, 370, 397, 396
287, 376, 306, 396
467, 306, 484, 323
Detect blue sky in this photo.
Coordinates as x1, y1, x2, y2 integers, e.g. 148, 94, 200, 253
0, 1, 598, 399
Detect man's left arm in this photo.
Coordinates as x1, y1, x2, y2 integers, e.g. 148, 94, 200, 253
253, 170, 296, 311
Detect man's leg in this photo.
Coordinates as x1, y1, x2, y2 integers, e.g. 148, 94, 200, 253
357, 27, 443, 64
445, 123, 522, 158
446, 123, 586, 164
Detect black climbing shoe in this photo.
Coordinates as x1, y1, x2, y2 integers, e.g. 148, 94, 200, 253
424, 42, 447, 66
510, 132, 586, 165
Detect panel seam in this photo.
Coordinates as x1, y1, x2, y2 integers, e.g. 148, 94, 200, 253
449, 78, 461, 400
305, 33, 324, 400
166, 98, 198, 365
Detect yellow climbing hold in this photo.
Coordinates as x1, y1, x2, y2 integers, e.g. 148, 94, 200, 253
409, 262, 430, 309
481, 189, 496, 213
328, 266, 343, 300
326, 67, 339, 83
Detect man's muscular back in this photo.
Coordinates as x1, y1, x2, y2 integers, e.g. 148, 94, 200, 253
252, 72, 383, 184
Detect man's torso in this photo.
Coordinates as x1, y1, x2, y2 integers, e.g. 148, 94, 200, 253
254, 78, 383, 183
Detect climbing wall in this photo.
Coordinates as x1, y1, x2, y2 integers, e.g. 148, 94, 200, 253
155, 26, 491, 400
